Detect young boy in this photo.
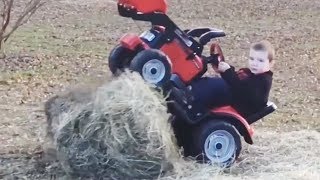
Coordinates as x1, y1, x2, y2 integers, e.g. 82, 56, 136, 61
190, 40, 275, 117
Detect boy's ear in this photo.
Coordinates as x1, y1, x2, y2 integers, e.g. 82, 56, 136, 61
270, 60, 275, 68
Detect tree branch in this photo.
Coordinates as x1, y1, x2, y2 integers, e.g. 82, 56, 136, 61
0, 1, 5, 34
3, 0, 45, 42
0, 0, 9, 37
1, 0, 13, 34
0, 0, 44, 53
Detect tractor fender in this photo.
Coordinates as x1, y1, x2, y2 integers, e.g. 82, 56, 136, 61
211, 106, 254, 144
120, 33, 149, 51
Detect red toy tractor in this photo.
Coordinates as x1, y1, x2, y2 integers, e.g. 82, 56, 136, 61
108, 0, 277, 167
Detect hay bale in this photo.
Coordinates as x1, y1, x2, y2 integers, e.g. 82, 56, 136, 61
44, 85, 96, 140
45, 72, 178, 179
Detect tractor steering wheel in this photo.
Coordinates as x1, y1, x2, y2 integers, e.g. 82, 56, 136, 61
209, 42, 225, 66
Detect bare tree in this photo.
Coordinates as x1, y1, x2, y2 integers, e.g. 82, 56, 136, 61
0, 0, 44, 57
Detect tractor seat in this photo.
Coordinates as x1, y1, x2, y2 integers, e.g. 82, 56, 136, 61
246, 101, 277, 124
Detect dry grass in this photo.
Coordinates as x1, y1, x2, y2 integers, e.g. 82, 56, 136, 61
0, 0, 319, 179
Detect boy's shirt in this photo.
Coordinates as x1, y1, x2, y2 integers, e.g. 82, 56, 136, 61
220, 66, 273, 117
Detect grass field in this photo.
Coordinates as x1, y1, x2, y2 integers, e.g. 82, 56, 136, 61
0, 0, 319, 179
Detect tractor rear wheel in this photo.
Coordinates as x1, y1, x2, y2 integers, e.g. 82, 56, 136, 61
192, 120, 242, 167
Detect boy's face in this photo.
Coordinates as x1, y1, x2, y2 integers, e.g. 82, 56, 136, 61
248, 49, 271, 74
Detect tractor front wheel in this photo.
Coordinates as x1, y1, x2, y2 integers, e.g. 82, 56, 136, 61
129, 49, 172, 87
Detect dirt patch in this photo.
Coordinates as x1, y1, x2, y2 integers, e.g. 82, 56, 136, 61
0, 55, 42, 72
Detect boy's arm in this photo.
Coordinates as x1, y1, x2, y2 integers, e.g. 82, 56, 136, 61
220, 66, 242, 89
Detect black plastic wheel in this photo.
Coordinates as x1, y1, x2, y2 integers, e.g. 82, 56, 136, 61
108, 45, 133, 75
191, 120, 241, 167
129, 49, 172, 86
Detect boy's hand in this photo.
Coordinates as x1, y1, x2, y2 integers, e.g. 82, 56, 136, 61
218, 62, 231, 72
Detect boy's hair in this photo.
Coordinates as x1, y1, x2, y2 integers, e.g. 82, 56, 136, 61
251, 40, 275, 62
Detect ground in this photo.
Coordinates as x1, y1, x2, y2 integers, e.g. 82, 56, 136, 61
0, 0, 319, 179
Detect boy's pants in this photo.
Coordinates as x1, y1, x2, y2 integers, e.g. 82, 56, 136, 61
189, 77, 232, 115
